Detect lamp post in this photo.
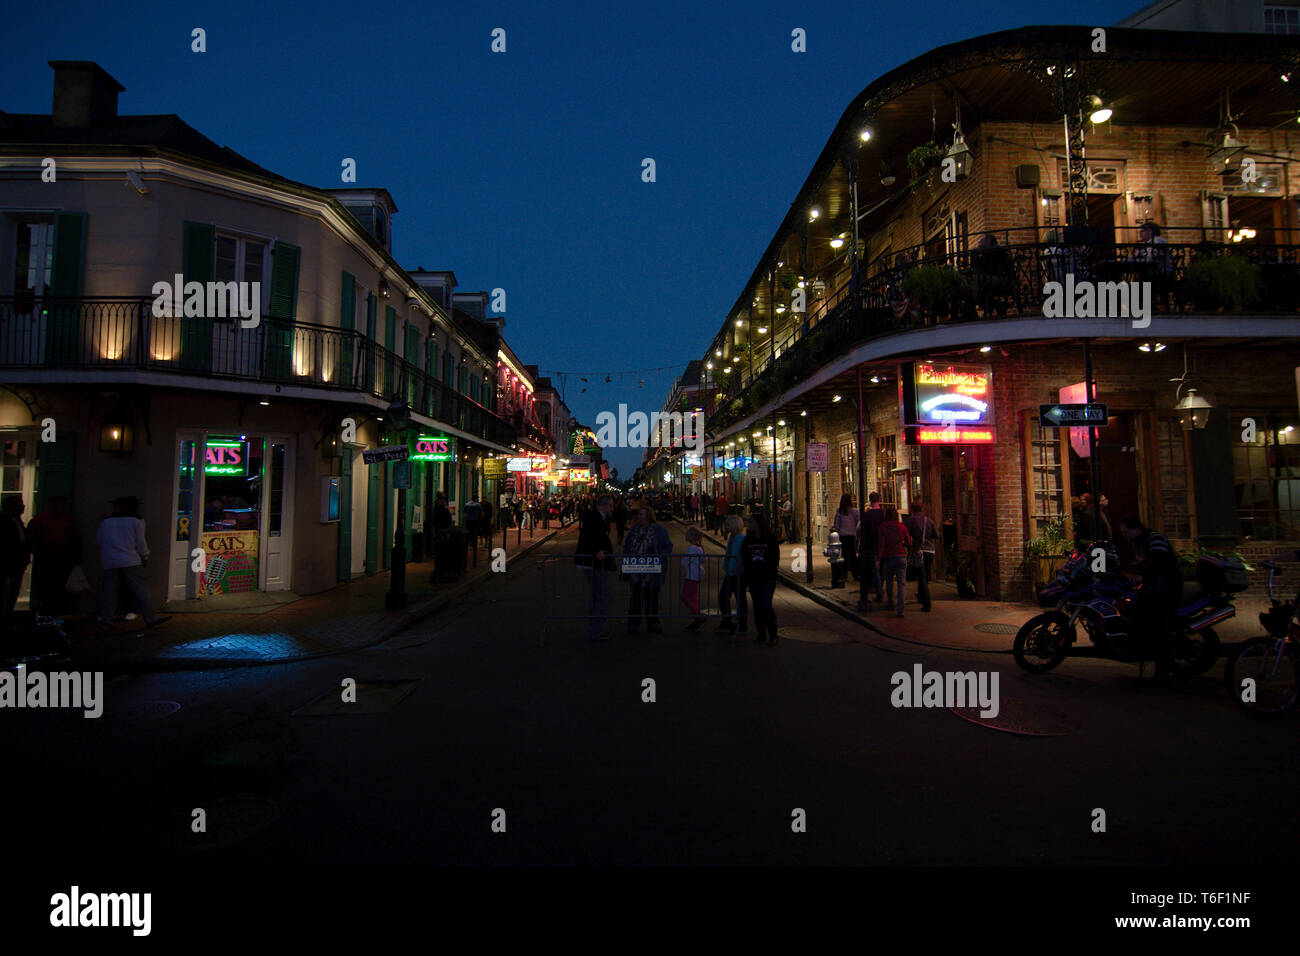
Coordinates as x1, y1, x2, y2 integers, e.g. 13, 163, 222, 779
385, 397, 412, 610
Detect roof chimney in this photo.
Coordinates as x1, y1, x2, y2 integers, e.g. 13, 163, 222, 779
50, 61, 125, 128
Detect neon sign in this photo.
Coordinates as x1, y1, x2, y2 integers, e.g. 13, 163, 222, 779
204, 440, 247, 476
902, 362, 993, 428
908, 427, 997, 445
411, 435, 455, 462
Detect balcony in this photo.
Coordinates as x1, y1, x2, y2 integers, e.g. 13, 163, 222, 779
0, 296, 517, 448
708, 229, 1300, 431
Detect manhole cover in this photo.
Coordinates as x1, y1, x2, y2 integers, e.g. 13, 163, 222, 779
974, 623, 1021, 635
116, 699, 182, 721
774, 626, 851, 644
950, 696, 1080, 736
295, 679, 422, 715
172, 795, 280, 851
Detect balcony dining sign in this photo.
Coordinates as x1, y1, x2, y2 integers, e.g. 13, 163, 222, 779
900, 361, 997, 444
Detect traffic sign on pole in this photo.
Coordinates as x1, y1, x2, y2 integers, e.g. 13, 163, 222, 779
1039, 403, 1109, 427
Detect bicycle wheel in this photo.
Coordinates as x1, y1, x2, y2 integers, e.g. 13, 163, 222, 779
1225, 637, 1299, 716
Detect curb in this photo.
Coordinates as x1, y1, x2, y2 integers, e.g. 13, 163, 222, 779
682, 519, 1011, 655
73, 526, 567, 672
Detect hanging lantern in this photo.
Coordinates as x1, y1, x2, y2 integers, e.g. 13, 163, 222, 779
946, 131, 973, 180
1176, 388, 1212, 431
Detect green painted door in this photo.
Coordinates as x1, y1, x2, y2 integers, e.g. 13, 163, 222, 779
337, 446, 353, 582
339, 272, 355, 388
35, 430, 77, 512
180, 221, 214, 372
47, 212, 87, 365
265, 241, 300, 382
382, 460, 393, 569
365, 455, 381, 573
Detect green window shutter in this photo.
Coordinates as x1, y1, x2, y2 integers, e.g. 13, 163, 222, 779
47, 212, 88, 364
265, 241, 300, 382
404, 325, 419, 405
384, 306, 397, 396
339, 272, 356, 388
178, 221, 215, 372
337, 448, 353, 582
442, 352, 452, 385
35, 430, 77, 512
382, 461, 393, 569
364, 293, 378, 393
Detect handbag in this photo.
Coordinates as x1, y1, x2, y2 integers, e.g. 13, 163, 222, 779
66, 564, 90, 593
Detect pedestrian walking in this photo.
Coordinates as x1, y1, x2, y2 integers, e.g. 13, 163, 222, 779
97, 496, 170, 632
833, 494, 860, 581
878, 505, 913, 618
0, 494, 30, 638
742, 513, 780, 645
716, 514, 748, 635
857, 491, 886, 611
26, 495, 81, 620
576, 495, 615, 641
681, 525, 706, 629
624, 506, 673, 634
714, 493, 729, 533
780, 494, 794, 542
905, 502, 937, 613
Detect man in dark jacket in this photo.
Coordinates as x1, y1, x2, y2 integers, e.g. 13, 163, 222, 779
1120, 516, 1182, 678
1, 494, 31, 638
576, 495, 615, 641
857, 492, 887, 611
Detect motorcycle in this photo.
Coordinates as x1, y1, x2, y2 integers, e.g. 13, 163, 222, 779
1014, 543, 1238, 678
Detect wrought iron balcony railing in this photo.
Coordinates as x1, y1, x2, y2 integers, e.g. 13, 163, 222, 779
707, 231, 1300, 430
0, 296, 517, 447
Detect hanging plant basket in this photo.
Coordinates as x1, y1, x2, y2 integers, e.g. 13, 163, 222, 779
906, 142, 946, 179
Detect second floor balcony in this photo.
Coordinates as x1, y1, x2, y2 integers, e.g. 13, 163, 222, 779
707, 228, 1300, 431
0, 296, 517, 448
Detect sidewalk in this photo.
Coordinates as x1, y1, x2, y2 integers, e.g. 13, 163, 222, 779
60, 521, 574, 671
682, 518, 1262, 653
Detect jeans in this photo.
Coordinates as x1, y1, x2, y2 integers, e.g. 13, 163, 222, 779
718, 574, 747, 630
859, 552, 883, 604
628, 581, 662, 630
914, 552, 934, 610
99, 564, 157, 626
882, 556, 907, 615
583, 568, 612, 639
839, 534, 858, 579
750, 578, 777, 639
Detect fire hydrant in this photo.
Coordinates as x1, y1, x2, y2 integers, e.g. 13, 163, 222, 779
825, 531, 847, 589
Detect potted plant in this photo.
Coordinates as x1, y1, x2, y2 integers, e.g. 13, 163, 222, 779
906, 141, 946, 181
1026, 515, 1071, 587
902, 264, 965, 320
1181, 254, 1263, 311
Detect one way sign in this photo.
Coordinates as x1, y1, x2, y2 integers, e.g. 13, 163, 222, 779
1039, 403, 1109, 427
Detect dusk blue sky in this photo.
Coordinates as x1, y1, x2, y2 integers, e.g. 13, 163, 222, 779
7, 0, 1140, 477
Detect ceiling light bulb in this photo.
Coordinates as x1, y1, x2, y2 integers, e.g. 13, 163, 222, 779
809, 208, 820, 220
829, 238, 844, 249
979, 345, 992, 353
757, 326, 768, 334
832, 394, 842, 402
859, 128, 872, 142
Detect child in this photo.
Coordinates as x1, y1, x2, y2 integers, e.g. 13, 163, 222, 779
681, 526, 705, 630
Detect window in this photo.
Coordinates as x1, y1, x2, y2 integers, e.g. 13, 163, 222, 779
1025, 416, 1069, 538
1264, 6, 1300, 33
1056, 161, 1122, 193
812, 470, 828, 519
12, 219, 54, 303
2, 436, 27, 494
838, 441, 856, 501
1202, 192, 1229, 242
1155, 419, 1193, 540
1234, 413, 1300, 540
875, 435, 897, 506
215, 234, 266, 286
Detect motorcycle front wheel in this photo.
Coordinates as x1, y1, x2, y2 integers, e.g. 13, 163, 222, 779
1225, 637, 1299, 716
1013, 612, 1073, 674
1172, 626, 1221, 678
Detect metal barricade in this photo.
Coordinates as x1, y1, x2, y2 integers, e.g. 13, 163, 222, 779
538, 551, 740, 644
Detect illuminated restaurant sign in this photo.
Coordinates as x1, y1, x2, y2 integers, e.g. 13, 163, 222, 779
906, 426, 997, 445
204, 440, 248, 476
901, 362, 993, 429
569, 467, 591, 482
411, 435, 455, 462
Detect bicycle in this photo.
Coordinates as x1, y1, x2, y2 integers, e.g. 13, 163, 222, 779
1224, 555, 1300, 716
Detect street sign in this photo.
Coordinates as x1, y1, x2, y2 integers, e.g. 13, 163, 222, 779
393, 460, 412, 489
1039, 403, 1109, 427
483, 458, 508, 479
806, 442, 829, 472
363, 445, 409, 464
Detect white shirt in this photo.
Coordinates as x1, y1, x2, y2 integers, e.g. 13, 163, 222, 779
98, 516, 149, 570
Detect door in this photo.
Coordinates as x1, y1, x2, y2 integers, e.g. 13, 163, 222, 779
260, 438, 292, 591
337, 443, 353, 583
351, 446, 367, 576
170, 433, 205, 601
956, 445, 984, 594
365, 454, 381, 573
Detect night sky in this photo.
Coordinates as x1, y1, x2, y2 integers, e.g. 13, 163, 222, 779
7, 0, 1140, 476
